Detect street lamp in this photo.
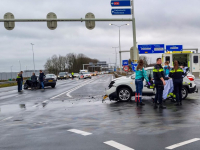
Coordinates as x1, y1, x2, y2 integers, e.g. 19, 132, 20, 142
18, 60, 21, 71
31, 43, 35, 73
109, 23, 129, 73
112, 47, 118, 72
10, 65, 13, 79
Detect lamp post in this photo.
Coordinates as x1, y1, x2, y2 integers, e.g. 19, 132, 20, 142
18, 60, 21, 71
109, 23, 129, 73
31, 43, 35, 73
112, 47, 118, 72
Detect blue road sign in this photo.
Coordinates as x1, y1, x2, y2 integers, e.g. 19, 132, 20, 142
166, 45, 183, 52
138, 44, 165, 54
122, 60, 129, 66
132, 63, 137, 72
111, 9, 132, 15
111, 0, 131, 7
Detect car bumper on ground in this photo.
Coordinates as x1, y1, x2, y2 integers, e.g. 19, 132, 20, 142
106, 87, 118, 100
188, 85, 198, 93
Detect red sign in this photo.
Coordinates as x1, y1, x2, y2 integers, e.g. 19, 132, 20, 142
114, 2, 119, 5
123, 66, 129, 72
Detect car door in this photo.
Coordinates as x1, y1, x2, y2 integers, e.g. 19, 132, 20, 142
143, 69, 154, 93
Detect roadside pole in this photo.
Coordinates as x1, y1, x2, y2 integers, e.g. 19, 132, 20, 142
131, 0, 138, 64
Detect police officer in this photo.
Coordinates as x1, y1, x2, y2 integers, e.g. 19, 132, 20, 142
153, 58, 166, 109
71, 72, 74, 80
169, 60, 184, 106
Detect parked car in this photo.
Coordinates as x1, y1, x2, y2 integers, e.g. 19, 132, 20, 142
78, 72, 92, 79
104, 67, 198, 101
57, 72, 69, 80
24, 74, 57, 89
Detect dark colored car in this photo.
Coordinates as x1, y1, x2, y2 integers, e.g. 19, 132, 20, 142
24, 74, 57, 89
57, 72, 69, 80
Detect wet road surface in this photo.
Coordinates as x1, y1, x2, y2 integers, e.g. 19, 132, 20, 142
0, 75, 200, 150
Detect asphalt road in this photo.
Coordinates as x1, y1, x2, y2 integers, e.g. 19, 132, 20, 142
0, 74, 200, 150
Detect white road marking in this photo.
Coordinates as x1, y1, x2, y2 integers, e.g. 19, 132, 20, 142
66, 79, 95, 98
1, 116, 13, 121
0, 94, 18, 100
104, 141, 134, 150
43, 100, 49, 103
165, 138, 200, 149
67, 129, 92, 136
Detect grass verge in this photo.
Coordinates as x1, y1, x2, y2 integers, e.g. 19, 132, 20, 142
0, 82, 18, 88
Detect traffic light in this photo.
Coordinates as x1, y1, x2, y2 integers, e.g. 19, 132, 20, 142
47, 12, 57, 30
85, 13, 95, 30
4, 12, 15, 30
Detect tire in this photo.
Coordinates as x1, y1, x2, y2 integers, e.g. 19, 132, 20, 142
51, 85, 55, 88
118, 87, 131, 101
182, 86, 188, 100
24, 83, 28, 89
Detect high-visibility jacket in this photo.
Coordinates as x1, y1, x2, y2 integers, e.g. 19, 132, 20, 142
16, 75, 22, 83
169, 68, 184, 79
71, 72, 74, 75
153, 64, 165, 81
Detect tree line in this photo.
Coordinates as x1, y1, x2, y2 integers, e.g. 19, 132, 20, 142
44, 53, 99, 75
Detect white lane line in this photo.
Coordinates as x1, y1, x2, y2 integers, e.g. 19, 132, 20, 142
0, 94, 18, 100
67, 129, 92, 136
66, 79, 95, 98
1, 116, 13, 121
104, 141, 134, 150
50, 80, 90, 99
165, 138, 200, 149
43, 100, 49, 103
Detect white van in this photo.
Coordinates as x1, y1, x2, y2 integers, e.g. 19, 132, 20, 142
162, 50, 200, 77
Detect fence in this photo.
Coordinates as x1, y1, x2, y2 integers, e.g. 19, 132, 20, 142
0, 70, 41, 80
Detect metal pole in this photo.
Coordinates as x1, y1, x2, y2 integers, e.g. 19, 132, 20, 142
19, 60, 21, 71
132, 0, 138, 63
31, 43, 35, 73
119, 27, 122, 73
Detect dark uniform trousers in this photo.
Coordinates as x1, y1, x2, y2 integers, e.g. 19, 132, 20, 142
155, 80, 164, 104
173, 79, 183, 102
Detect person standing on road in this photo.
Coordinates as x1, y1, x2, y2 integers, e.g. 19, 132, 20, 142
20, 71, 23, 91
169, 60, 184, 106
71, 72, 74, 80
16, 73, 22, 92
39, 70, 45, 90
31, 73, 37, 90
135, 60, 151, 106
153, 58, 166, 109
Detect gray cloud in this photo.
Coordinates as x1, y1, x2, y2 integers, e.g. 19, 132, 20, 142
0, 0, 200, 72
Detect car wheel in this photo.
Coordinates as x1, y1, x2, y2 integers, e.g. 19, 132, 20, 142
51, 85, 55, 88
182, 86, 188, 100
118, 87, 131, 101
24, 83, 28, 89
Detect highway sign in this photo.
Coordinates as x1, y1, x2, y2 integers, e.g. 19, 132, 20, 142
166, 45, 183, 52
132, 63, 137, 72
138, 44, 165, 54
111, 9, 132, 15
110, 0, 131, 7
122, 60, 129, 66
123, 66, 129, 72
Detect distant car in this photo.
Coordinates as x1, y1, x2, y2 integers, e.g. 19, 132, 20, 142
78, 72, 92, 79
69, 73, 79, 78
57, 72, 69, 80
24, 74, 57, 89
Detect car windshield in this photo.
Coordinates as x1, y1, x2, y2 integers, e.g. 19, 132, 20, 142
59, 72, 66, 75
46, 74, 55, 78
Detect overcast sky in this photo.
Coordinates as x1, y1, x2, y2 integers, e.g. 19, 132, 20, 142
0, 0, 200, 72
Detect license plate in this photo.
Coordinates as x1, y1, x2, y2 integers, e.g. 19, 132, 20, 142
49, 80, 53, 82
103, 95, 108, 100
